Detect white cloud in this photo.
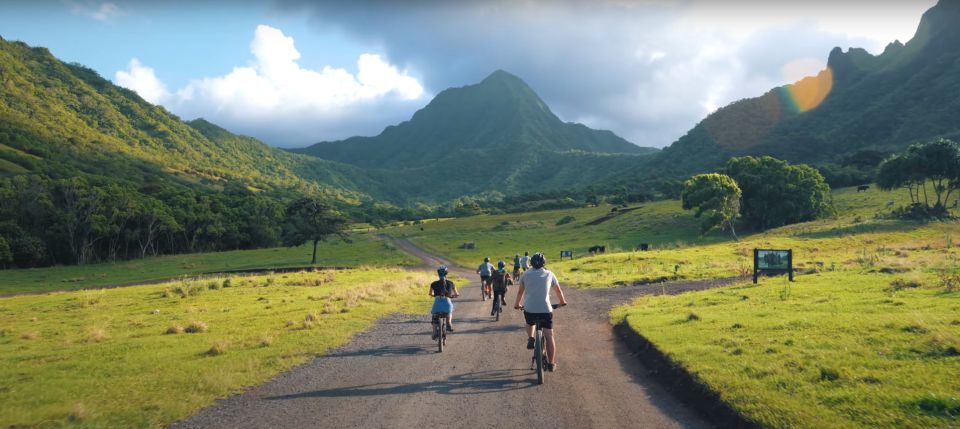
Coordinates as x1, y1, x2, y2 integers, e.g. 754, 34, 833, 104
69, 1, 122, 22
114, 25, 426, 146
115, 58, 170, 104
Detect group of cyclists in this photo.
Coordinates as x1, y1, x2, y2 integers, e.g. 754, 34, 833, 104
428, 251, 568, 372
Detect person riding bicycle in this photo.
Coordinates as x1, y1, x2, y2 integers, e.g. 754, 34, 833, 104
514, 252, 568, 372
430, 266, 460, 337
490, 260, 513, 315
513, 253, 522, 280
477, 257, 495, 298
520, 251, 530, 272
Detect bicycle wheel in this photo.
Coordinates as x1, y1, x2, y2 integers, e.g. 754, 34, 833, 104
438, 319, 445, 352
535, 328, 544, 385
494, 299, 501, 321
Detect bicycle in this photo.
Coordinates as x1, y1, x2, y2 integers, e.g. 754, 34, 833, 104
519, 304, 565, 384
492, 296, 502, 321
431, 312, 449, 352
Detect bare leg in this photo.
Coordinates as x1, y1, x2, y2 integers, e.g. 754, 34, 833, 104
525, 324, 534, 338
544, 328, 557, 364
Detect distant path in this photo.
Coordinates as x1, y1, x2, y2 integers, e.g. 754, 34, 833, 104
172, 238, 733, 428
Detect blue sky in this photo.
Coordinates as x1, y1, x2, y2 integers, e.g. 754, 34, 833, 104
0, 1, 938, 147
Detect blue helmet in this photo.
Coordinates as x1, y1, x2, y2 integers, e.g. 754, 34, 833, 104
497, 260, 506, 271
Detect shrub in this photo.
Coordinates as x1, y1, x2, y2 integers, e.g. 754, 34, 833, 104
686, 312, 701, 321
207, 281, 220, 290
165, 325, 184, 335
819, 367, 841, 381
938, 272, 960, 292
888, 278, 922, 291
222, 278, 232, 288
556, 215, 576, 226
184, 321, 208, 333
206, 341, 229, 356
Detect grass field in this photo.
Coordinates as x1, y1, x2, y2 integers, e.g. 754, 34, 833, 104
0, 268, 437, 428
387, 200, 723, 268
0, 233, 419, 295
598, 188, 960, 428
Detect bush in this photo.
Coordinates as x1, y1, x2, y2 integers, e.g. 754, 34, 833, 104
184, 321, 208, 333
556, 215, 576, 226
206, 340, 228, 356
165, 325, 184, 335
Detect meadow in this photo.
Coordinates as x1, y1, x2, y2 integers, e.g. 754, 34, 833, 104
0, 268, 436, 428
0, 233, 418, 295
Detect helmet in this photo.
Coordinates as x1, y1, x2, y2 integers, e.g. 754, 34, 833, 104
437, 266, 449, 278
515, 253, 520, 257
531, 253, 546, 269
497, 260, 506, 270
524, 251, 529, 256
484, 257, 490, 262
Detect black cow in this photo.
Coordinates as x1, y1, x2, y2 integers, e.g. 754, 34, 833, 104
857, 185, 870, 192
588, 245, 606, 254
638, 243, 649, 251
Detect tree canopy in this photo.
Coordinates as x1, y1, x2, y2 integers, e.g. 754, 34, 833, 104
877, 138, 960, 215
281, 198, 349, 265
681, 173, 742, 240
722, 156, 833, 231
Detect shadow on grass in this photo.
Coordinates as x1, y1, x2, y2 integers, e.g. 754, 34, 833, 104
792, 220, 923, 239
265, 369, 537, 399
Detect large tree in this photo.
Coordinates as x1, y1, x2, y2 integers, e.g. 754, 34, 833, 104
723, 156, 833, 230
282, 198, 349, 265
877, 138, 960, 213
681, 173, 742, 241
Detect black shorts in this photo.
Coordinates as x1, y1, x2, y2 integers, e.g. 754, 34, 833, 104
480, 275, 491, 282
523, 311, 553, 330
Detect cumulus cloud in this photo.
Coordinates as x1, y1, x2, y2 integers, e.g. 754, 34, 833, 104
115, 25, 425, 146
274, 0, 934, 147
115, 58, 170, 104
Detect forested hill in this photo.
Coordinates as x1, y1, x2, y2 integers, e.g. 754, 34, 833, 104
645, 0, 960, 186
290, 70, 659, 201
0, 37, 378, 197
293, 70, 657, 167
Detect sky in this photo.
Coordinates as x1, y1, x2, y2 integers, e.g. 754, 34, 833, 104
0, 0, 938, 148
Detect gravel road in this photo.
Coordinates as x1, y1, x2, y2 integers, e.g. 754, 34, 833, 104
171, 239, 737, 429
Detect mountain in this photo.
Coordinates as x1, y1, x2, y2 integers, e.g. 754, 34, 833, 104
0, 36, 379, 197
291, 70, 657, 200
647, 0, 960, 185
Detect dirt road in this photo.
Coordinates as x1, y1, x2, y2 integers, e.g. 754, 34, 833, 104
172, 240, 728, 428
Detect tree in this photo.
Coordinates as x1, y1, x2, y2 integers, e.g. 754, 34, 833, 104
723, 156, 833, 230
681, 173, 742, 240
0, 235, 12, 268
282, 198, 349, 265
877, 139, 960, 214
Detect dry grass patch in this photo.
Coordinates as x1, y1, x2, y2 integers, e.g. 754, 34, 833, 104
206, 340, 229, 356
165, 325, 184, 335
184, 321, 208, 333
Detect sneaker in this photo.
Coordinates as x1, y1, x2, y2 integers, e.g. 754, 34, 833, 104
501, 299, 507, 306
447, 325, 455, 332
431, 331, 438, 340
490, 310, 496, 316
526, 337, 535, 349
547, 363, 557, 372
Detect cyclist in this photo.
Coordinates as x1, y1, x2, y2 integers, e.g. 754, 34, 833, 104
476, 257, 495, 299
520, 251, 530, 272
512, 253, 522, 281
514, 252, 568, 372
490, 260, 513, 315
430, 266, 460, 337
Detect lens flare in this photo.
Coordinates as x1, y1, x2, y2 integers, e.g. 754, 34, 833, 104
781, 67, 833, 113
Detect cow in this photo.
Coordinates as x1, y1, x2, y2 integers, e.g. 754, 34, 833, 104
588, 245, 606, 254
857, 185, 870, 192
638, 243, 649, 251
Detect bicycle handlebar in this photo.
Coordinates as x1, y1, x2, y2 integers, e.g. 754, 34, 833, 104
516, 303, 566, 311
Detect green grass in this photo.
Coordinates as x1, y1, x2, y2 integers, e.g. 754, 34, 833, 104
387, 201, 723, 268
602, 187, 960, 428
0, 233, 419, 295
0, 268, 436, 428
612, 271, 960, 428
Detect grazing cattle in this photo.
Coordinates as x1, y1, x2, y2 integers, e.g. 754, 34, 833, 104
638, 243, 649, 251
857, 185, 870, 192
588, 245, 606, 254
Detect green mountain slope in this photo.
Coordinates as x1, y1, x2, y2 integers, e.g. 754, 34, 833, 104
292, 70, 657, 200
647, 0, 960, 184
0, 37, 374, 197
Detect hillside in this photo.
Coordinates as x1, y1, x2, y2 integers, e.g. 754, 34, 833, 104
291, 71, 658, 200
647, 0, 960, 185
0, 37, 376, 196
